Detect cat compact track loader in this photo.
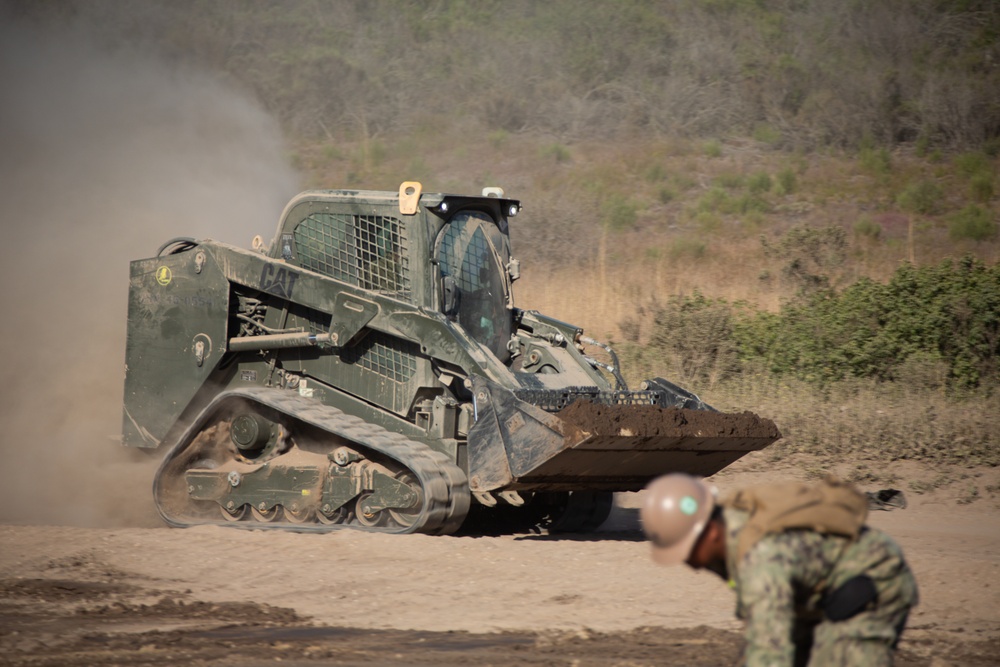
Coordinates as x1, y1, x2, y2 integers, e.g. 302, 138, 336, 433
122, 182, 780, 534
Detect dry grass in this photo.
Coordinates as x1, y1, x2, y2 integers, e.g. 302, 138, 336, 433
296, 130, 999, 471
705, 376, 999, 468
295, 131, 999, 339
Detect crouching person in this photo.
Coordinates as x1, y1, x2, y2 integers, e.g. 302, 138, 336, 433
641, 474, 918, 667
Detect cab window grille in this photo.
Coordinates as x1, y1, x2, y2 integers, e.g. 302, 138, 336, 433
341, 331, 418, 383
439, 223, 491, 295
294, 213, 411, 297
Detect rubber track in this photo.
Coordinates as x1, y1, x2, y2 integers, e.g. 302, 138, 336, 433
153, 387, 470, 535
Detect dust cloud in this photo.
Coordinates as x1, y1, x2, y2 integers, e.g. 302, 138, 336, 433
0, 14, 300, 527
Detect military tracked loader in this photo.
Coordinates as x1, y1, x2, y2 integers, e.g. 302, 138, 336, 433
123, 182, 780, 535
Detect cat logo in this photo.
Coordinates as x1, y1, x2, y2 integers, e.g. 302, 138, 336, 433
260, 264, 299, 299
155, 266, 172, 286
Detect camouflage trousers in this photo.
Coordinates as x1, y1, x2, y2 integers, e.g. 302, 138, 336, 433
790, 571, 917, 667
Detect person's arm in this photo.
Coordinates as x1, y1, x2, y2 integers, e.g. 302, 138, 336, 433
738, 540, 799, 667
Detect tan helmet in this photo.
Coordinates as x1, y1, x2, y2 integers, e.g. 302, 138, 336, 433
640, 473, 716, 566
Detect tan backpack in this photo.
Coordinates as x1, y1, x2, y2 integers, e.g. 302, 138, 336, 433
722, 477, 870, 562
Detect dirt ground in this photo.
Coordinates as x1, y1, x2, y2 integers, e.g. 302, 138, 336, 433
1, 453, 998, 667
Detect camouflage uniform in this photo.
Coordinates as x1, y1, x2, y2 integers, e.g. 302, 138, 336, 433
724, 507, 918, 667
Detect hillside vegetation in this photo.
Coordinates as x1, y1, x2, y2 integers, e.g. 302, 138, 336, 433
18, 0, 1000, 150
9, 1, 999, 480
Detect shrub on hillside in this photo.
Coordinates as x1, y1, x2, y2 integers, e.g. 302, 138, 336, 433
734, 256, 1000, 389
853, 216, 882, 240
775, 167, 797, 195
600, 194, 638, 232
626, 256, 999, 391
948, 205, 997, 241
954, 151, 992, 179
16, 1, 1000, 151
747, 172, 773, 195
859, 145, 892, 176
625, 292, 740, 388
970, 173, 994, 203
760, 224, 847, 294
897, 180, 944, 216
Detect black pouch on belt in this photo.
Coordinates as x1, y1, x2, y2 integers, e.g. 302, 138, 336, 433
822, 575, 878, 622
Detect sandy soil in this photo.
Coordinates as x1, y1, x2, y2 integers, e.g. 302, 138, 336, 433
1, 454, 998, 666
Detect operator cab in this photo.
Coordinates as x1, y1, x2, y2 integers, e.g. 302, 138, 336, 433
430, 189, 520, 363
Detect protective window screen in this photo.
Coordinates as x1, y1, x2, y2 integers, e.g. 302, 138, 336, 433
437, 211, 512, 361
294, 213, 411, 297
439, 224, 491, 294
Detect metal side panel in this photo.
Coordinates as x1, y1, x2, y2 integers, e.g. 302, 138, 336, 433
122, 250, 229, 447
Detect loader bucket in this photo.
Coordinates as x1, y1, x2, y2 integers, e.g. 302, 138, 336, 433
466, 376, 780, 493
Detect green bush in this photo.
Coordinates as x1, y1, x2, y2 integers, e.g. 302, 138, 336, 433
897, 180, 944, 215
776, 167, 797, 195
970, 173, 994, 203
985, 138, 1000, 159
541, 143, 571, 163
915, 134, 931, 157
366, 140, 387, 167
948, 205, 997, 241
695, 210, 724, 232
321, 143, 343, 161
747, 172, 773, 195
853, 216, 882, 240
697, 187, 730, 213
760, 225, 847, 294
619, 259, 1000, 464
488, 129, 509, 149
954, 151, 991, 179
643, 292, 741, 387
644, 163, 667, 182
752, 123, 782, 147
715, 172, 745, 189
629, 256, 999, 391
734, 256, 1000, 389
667, 236, 707, 260
859, 145, 892, 176
600, 193, 638, 231
658, 186, 677, 204
733, 193, 771, 215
